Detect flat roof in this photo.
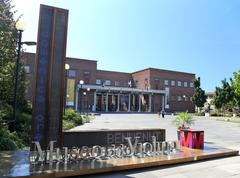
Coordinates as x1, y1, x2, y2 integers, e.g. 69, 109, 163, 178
97, 69, 131, 75
67, 57, 97, 63
79, 84, 166, 94
132, 67, 195, 76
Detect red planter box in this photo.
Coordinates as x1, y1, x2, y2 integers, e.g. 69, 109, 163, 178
179, 129, 204, 149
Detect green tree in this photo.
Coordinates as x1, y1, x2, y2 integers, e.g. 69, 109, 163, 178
213, 79, 234, 111
231, 70, 240, 112
213, 86, 224, 110
0, 0, 31, 150
192, 77, 207, 112
0, 0, 28, 111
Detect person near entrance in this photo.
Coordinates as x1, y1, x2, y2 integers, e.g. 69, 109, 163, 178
161, 109, 165, 118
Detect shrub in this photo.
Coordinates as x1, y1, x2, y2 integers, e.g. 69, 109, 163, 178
63, 108, 83, 125
63, 120, 75, 131
63, 108, 84, 130
83, 115, 95, 123
0, 103, 12, 127
0, 127, 24, 150
210, 110, 222, 116
15, 112, 32, 146
0, 103, 32, 149
225, 112, 233, 117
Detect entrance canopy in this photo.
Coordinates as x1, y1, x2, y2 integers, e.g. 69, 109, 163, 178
75, 84, 168, 112
77, 84, 166, 95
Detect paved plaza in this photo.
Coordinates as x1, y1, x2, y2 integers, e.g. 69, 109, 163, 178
70, 114, 240, 178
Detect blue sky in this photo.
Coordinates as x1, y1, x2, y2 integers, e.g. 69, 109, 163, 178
12, 0, 240, 92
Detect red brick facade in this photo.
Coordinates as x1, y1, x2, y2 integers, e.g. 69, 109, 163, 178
22, 52, 195, 113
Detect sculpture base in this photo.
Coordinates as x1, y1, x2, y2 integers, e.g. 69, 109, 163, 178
0, 146, 238, 178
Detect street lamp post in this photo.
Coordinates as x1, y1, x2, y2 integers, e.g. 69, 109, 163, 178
83, 91, 86, 114
79, 80, 84, 114
12, 22, 36, 131
183, 95, 186, 101
64, 64, 70, 115
86, 88, 90, 115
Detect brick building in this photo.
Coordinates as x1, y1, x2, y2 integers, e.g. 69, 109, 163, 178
23, 52, 195, 113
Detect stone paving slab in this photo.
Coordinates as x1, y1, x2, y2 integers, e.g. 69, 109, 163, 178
71, 114, 240, 148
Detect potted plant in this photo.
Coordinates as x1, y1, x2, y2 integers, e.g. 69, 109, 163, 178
172, 112, 195, 140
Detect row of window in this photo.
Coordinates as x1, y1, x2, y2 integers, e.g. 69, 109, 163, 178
24, 65, 194, 89
68, 69, 91, 77
96, 79, 112, 86
96, 79, 194, 89
97, 79, 193, 88
24, 65, 79, 77
164, 80, 193, 88
171, 95, 192, 102
96, 79, 129, 87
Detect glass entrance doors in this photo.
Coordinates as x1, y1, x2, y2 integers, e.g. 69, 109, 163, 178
95, 93, 151, 112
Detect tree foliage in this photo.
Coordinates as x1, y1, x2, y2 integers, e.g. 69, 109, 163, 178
1, 0, 17, 105
213, 79, 234, 110
192, 77, 207, 110
0, 0, 31, 150
0, 0, 27, 110
231, 70, 240, 109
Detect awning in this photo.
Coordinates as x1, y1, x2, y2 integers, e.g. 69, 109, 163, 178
77, 84, 166, 94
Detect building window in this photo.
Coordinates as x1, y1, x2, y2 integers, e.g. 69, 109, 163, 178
171, 80, 175, 86
68, 69, 76, 77
96, 79, 101, 85
83, 71, 91, 78
83, 71, 90, 75
177, 96, 182, 101
164, 80, 169, 85
115, 81, 120, 86
184, 82, 188, 87
177, 81, 182, 87
171, 95, 177, 101
24, 65, 30, 74
154, 78, 159, 89
105, 80, 111, 86
190, 82, 194, 88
